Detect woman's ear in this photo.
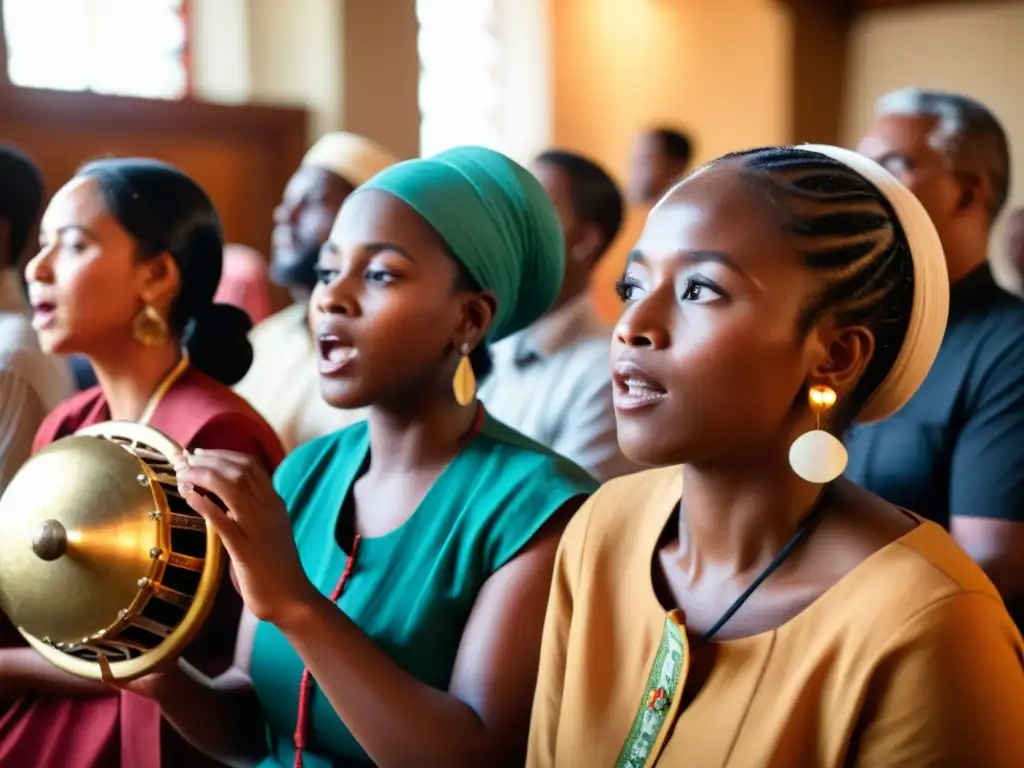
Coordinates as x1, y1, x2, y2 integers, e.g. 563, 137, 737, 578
808, 322, 876, 400
454, 290, 496, 352
137, 252, 181, 312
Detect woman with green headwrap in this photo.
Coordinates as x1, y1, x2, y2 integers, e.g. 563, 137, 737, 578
106, 146, 598, 767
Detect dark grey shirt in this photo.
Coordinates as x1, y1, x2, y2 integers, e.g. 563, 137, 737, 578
846, 264, 1024, 530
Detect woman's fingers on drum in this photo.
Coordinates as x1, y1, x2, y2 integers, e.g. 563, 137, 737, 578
181, 486, 244, 547
193, 447, 247, 461
186, 452, 274, 512
190, 449, 253, 474
183, 454, 264, 501
179, 452, 245, 485
198, 449, 274, 495
177, 465, 245, 511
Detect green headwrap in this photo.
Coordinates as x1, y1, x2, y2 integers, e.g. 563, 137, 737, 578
358, 146, 565, 342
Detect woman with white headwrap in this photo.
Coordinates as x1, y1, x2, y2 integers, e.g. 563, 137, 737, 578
528, 146, 1024, 767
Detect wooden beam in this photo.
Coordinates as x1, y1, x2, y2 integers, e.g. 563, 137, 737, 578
0, 86, 307, 254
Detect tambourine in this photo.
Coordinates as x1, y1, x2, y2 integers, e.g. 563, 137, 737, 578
0, 421, 222, 681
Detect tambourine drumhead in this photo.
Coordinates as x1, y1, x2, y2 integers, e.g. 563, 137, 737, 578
0, 421, 222, 681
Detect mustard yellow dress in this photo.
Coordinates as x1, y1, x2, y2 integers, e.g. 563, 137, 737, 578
527, 467, 1024, 767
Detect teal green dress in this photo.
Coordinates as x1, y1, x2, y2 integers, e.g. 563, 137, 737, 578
249, 414, 597, 766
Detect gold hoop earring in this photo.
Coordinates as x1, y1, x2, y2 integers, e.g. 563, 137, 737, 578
132, 304, 168, 347
452, 343, 476, 407
788, 384, 848, 483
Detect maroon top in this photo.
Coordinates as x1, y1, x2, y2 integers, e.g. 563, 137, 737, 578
0, 366, 284, 768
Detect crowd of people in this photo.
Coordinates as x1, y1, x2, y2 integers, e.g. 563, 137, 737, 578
0, 85, 1022, 767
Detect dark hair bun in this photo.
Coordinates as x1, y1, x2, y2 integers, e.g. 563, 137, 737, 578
76, 158, 252, 385
183, 303, 253, 385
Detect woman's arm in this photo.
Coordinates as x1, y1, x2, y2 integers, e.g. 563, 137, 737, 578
175, 448, 583, 767
525, 506, 590, 767
134, 608, 268, 768
278, 500, 581, 768
0, 648, 110, 704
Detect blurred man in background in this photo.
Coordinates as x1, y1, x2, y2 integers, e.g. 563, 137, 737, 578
1007, 206, 1024, 293
234, 132, 398, 452
481, 150, 635, 481
591, 126, 694, 323
629, 126, 694, 206
848, 88, 1024, 624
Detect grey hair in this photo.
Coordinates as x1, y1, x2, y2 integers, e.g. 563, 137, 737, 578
875, 87, 1011, 220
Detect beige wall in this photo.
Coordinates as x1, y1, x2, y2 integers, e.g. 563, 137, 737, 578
843, 1, 1024, 290
190, 0, 419, 158
192, 0, 796, 180
247, 0, 344, 136
551, 0, 794, 319
340, 0, 420, 160
551, 0, 793, 184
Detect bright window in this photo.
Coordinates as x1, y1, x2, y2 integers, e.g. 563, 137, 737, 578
3, 0, 189, 100
417, 0, 503, 157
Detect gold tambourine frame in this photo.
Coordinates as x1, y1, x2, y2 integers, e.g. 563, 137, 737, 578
22, 421, 223, 682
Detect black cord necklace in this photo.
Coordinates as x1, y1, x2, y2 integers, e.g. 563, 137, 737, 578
693, 485, 832, 646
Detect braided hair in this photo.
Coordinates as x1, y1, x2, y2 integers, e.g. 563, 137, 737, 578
722, 147, 915, 421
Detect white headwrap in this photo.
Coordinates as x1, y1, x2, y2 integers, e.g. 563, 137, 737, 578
301, 132, 399, 188
801, 144, 950, 424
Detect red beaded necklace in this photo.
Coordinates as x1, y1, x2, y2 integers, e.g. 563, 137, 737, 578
291, 402, 486, 768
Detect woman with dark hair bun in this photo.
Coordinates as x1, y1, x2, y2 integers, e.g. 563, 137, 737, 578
0, 158, 284, 768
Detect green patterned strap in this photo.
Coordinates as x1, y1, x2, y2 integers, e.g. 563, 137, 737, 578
614, 613, 689, 768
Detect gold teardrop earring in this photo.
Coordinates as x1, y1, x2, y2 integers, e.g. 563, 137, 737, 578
452, 343, 476, 407
132, 303, 168, 347
788, 384, 848, 483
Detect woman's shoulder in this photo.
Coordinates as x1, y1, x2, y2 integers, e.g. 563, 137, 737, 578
571, 465, 680, 534
550, 466, 680, 572
32, 386, 106, 451
272, 421, 369, 494
789, 518, 1021, 686
473, 416, 599, 494
396, 418, 598, 576
592, 465, 680, 505
47, 385, 104, 419
173, 367, 269, 419
828, 523, 1024, 763
157, 368, 285, 468
157, 367, 265, 427
890, 520, 1003, 595
839, 520, 1011, 628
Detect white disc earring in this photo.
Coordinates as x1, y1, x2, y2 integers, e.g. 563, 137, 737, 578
788, 385, 848, 484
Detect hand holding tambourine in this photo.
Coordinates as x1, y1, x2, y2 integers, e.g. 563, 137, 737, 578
172, 449, 320, 628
